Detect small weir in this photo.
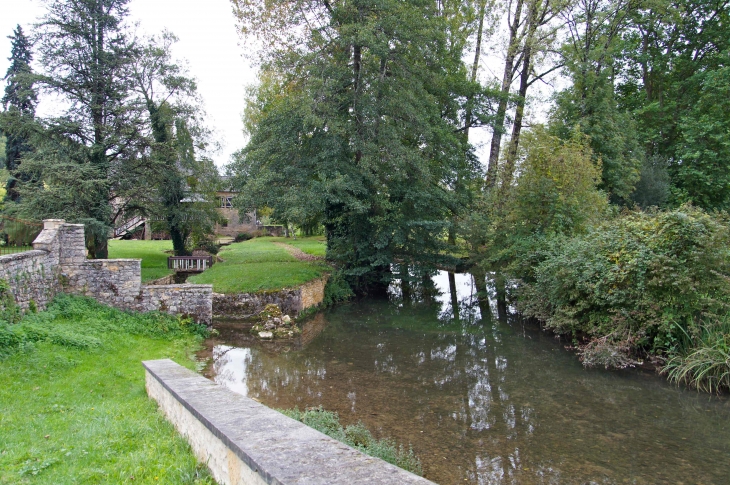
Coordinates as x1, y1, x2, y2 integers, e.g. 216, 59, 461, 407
201, 271, 730, 484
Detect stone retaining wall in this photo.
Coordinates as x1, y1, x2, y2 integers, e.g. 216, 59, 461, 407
212, 276, 328, 320
144, 359, 434, 485
0, 220, 213, 324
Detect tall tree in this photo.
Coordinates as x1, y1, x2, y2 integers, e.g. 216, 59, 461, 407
233, 0, 484, 291
617, 0, 730, 209
131, 32, 219, 255
21, 0, 142, 258
484, 0, 565, 189
1, 25, 37, 202
549, 0, 643, 202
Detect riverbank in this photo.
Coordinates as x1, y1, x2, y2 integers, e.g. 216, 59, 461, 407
0, 295, 215, 484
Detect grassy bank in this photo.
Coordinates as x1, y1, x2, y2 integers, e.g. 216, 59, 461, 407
188, 237, 329, 293
108, 240, 173, 282
269, 236, 326, 257
0, 296, 214, 484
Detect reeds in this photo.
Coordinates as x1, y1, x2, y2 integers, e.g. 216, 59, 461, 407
664, 317, 730, 393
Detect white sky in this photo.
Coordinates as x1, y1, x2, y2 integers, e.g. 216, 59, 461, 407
1, 0, 564, 172
0, 0, 256, 168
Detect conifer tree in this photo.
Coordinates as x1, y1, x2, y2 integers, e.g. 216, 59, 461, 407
1, 25, 37, 202
19, 0, 140, 258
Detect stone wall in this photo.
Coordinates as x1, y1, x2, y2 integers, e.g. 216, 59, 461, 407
0, 219, 64, 311
0, 220, 213, 324
138, 285, 213, 325
212, 276, 328, 320
144, 359, 435, 485
0, 250, 58, 311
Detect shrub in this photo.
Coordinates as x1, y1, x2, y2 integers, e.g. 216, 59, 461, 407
234, 232, 253, 242
194, 239, 220, 255
322, 271, 354, 307
519, 205, 730, 367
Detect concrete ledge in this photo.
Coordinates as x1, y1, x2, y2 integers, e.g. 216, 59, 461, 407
143, 359, 434, 485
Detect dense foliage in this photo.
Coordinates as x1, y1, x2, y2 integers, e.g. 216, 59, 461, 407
231, 0, 491, 291
0, 25, 36, 202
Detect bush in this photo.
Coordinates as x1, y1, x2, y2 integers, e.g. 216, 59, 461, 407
278, 407, 422, 476
519, 205, 730, 369
322, 271, 354, 307
194, 239, 220, 255
234, 232, 253, 242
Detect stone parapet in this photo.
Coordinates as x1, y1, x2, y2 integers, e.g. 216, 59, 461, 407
0, 250, 59, 311
144, 359, 435, 485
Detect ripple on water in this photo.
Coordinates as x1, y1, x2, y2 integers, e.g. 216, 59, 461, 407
201, 271, 730, 485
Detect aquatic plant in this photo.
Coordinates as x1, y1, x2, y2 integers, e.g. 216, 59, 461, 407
278, 406, 423, 476
664, 317, 730, 393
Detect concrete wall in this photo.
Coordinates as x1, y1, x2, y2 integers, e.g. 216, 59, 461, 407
212, 276, 328, 320
0, 220, 213, 324
144, 359, 435, 485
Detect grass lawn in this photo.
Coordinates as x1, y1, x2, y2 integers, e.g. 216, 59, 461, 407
0, 296, 214, 485
188, 237, 329, 294
269, 236, 326, 257
108, 240, 173, 282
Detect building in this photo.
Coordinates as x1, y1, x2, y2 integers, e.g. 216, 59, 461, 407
214, 190, 258, 237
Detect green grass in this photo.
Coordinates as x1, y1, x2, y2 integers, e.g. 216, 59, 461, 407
188, 238, 329, 294
278, 407, 422, 476
108, 240, 173, 282
665, 317, 730, 393
269, 236, 326, 257
0, 296, 214, 485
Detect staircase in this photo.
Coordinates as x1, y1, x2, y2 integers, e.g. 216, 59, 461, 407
113, 215, 146, 238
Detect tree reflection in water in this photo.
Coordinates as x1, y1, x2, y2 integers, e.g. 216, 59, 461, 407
204, 270, 730, 485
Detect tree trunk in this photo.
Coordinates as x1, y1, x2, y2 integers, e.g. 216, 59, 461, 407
448, 271, 460, 321
500, 34, 533, 191
485, 0, 525, 188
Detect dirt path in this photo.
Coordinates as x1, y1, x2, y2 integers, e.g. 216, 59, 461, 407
273, 242, 323, 262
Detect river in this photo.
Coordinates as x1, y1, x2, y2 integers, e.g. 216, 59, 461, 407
201, 271, 730, 484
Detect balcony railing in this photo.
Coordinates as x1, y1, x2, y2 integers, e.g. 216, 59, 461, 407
167, 256, 213, 273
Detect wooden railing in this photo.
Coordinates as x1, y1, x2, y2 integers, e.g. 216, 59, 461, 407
167, 256, 213, 273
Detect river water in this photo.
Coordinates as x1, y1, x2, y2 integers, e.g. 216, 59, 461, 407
201, 272, 730, 484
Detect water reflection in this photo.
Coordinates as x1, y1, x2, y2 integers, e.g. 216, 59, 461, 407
203, 271, 730, 485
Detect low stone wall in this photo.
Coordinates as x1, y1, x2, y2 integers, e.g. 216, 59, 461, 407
139, 285, 212, 324
144, 359, 434, 485
146, 274, 177, 285
213, 276, 328, 320
63, 259, 142, 308
0, 250, 59, 311
0, 220, 213, 324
